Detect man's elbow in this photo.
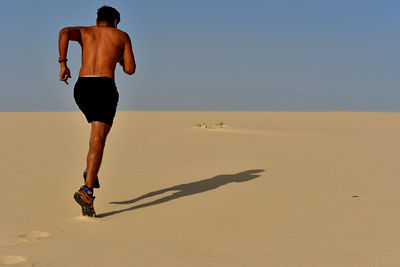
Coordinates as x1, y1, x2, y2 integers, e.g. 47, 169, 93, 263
59, 27, 71, 35
59, 28, 74, 41
59, 28, 68, 37
124, 66, 136, 75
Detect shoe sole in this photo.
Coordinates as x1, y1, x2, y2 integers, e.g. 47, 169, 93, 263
74, 192, 96, 217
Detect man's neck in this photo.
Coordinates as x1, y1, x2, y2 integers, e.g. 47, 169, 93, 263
97, 21, 115, 28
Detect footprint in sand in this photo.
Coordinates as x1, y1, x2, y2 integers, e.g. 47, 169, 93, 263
0, 255, 26, 264
2, 231, 50, 245
18, 231, 50, 242
0, 232, 49, 265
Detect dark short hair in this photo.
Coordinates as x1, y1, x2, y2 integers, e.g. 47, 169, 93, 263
97, 6, 120, 25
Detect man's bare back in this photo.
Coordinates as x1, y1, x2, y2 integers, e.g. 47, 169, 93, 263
79, 26, 135, 78
59, 22, 135, 83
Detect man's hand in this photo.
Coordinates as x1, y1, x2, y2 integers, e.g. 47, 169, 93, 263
60, 65, 71, 84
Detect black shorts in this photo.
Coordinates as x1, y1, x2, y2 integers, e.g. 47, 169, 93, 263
73, 77, 119, 126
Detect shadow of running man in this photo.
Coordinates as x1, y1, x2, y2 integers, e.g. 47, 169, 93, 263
97, 169, 264, 218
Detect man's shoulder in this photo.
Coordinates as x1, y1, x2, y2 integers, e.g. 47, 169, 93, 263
73, 26, 90, 34
114, 28, 131, 38
80, 26, 93, 31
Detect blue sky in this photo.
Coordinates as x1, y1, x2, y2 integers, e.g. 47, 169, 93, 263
0, 0, 399, 111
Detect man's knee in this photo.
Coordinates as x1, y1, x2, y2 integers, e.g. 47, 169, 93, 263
90, 121, 111, 147
91, 135, 107, 147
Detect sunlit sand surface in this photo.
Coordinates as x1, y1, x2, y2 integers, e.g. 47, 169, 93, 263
1, 111, 400, 266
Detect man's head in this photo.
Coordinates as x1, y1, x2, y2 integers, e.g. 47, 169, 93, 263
97, 6, 120, 27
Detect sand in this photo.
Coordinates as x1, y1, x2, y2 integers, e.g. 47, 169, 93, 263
1, 111, 400, 266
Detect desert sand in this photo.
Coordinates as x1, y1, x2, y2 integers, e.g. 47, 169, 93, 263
1, 111, 400, 266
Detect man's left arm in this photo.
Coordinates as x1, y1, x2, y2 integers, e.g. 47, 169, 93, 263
58, 27, 83, 84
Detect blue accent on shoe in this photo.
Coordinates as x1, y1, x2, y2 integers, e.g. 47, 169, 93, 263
83, 185, 94, 196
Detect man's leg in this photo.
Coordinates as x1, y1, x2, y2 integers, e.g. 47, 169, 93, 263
85, 121, 111, 188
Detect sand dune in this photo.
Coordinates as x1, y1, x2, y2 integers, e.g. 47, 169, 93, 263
1, 111, 400, 266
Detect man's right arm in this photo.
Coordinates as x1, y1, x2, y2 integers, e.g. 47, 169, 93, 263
121, 33, 136, 75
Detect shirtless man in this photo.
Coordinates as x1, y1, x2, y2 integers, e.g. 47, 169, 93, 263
58, 6, 136, 217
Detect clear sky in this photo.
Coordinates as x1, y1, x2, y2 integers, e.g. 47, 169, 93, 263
0, 0, 399, 111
